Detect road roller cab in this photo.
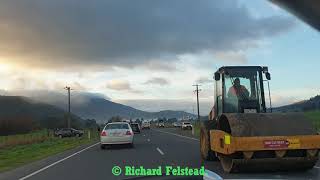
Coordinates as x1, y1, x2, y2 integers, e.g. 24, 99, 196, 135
201, 66, 320, 173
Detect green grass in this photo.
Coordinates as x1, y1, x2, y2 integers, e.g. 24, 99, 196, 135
0, 130, 99, 172
193, 122, 200, 138
305, 111, 320, 131
0, 130, 50, 148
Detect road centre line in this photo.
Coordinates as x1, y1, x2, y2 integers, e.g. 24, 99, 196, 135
152, 129, 199, 141
156, 147, 164, 155
19, 142, 100, 180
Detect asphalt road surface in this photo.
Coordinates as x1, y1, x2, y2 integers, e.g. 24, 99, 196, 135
1, 128, 320, 180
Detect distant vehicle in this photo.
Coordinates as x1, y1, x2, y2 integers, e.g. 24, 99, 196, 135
157, 120, 165, 128
141, 121, 151, 129
130, 123, 141, 133
121, 119, 131, 123
100, 122, 134, 149
181, 122, 192, 130
54, 128, 84, 138
173, 122, 182, 128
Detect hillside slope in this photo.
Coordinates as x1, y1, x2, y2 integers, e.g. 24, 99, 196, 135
0, 96, 83, 135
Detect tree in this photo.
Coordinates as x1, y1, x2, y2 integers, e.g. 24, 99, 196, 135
108, 116, 122, 123
85, 119, 98, 128
136, 118, 142, 124
167, 118, 177, 123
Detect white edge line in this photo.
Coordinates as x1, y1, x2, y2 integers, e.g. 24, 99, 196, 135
156, 147, 164, 155
153, 129, 199, 141
19, 142, 100, 180
314, 166, 320, 169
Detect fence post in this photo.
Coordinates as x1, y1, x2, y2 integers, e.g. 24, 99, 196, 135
192, 126, 194, 135
88, 130, 91, 140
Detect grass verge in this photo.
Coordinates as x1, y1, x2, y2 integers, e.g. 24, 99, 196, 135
0, 130, 99, 172
305, 111, 320, 131
193, 122, 200, 138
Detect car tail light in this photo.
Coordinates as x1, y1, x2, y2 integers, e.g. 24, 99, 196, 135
101, 131, 107, 136
126, 131, 132, 135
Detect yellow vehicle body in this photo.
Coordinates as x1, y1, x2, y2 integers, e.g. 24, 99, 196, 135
211, 129, 320, 155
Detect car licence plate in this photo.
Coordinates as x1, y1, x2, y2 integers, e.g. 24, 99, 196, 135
110, 132, 122, 137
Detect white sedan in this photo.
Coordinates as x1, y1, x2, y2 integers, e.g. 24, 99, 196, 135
100, 122, 134, 149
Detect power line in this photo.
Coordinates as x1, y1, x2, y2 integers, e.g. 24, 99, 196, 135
193, 84, 201, 122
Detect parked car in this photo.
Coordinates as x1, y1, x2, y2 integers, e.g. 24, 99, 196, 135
100, 122, 134, 149
130, 123, 141, 134
54, 128, 84, 138
141, 121, 151, 129
157, 120, 165, 128
181, 122, 193, 130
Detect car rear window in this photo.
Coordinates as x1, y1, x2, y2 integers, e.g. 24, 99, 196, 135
131, 124, 139, 131
105, 124, 129, 130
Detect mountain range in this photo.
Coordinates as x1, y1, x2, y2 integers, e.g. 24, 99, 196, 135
0, 91, 196, 124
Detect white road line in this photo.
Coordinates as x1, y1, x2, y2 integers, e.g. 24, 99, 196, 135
314, 166, 320, 169
153, 129, 199, 141
156, 147, 164, 155
147, 138, 150, 142
19, 142, 100, 180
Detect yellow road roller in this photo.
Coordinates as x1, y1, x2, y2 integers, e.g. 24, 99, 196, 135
200, 66, 320, 172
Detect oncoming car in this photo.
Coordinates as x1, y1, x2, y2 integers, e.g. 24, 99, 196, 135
141, 120, 151, 129
157, 120, 165, 128
173, 122, 182, 128
181, 122, 192, 130
100, 122, 134, 149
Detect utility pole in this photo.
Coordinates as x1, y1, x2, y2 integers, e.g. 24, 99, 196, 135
64, 86, 72, 128
193, 84, 201, 122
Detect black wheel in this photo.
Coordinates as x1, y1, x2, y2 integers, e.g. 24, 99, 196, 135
219, 154, 234, 173
200, 120, 218, 161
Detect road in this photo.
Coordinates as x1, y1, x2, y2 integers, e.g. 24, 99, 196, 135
1, 128, 320, 180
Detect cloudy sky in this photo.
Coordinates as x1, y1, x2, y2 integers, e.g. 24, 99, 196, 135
0, 0, 319, 115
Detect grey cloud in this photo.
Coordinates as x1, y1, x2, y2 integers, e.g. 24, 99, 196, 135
106, 80, 131, 91
196, 77, 213, 84
0, 0, 296, 70
141, 61, 178, 72
106, 80, 144, 93
144, 77, 169, 86
0, 89, 111, 107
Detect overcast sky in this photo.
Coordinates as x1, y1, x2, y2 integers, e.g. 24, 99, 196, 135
0, 0, 319, 115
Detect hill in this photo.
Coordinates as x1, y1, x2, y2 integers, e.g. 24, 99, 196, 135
0, 96, 84, 135
67, 97, 196, 123
273, 95, 320, 112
